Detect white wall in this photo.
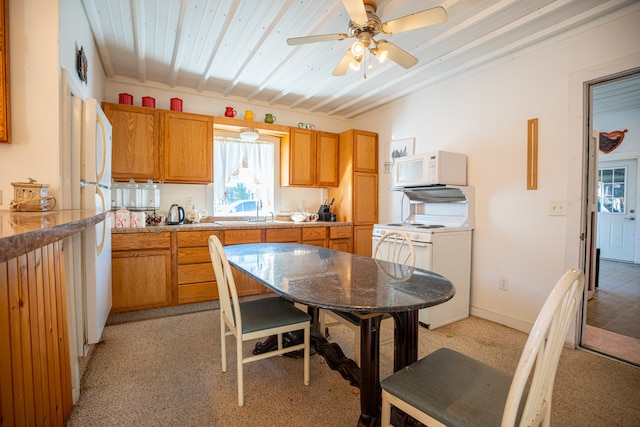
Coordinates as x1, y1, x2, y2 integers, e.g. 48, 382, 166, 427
0, 0, 105, 208
0, 0, 60, 207
352, 6, 640, 332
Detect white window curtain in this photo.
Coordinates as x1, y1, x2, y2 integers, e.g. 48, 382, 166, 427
213, 135, 275, 211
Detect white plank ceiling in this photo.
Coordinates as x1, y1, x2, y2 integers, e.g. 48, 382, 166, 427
80, 0, 640, 118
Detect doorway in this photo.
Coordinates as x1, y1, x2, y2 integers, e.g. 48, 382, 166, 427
582, 71, 640, 366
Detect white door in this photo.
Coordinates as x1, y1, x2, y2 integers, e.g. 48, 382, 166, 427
596, 159, 637, 261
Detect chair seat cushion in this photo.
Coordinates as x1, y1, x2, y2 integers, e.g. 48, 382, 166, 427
381, 348, 525, 427
240, 297, 310, 334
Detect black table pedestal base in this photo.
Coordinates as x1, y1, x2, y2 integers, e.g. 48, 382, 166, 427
252, 308, 419, 427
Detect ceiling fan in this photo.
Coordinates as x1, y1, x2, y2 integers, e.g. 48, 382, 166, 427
287, 0, 447, 76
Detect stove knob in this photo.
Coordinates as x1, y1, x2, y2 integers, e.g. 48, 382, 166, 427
380, 230, 386, 235
413, 233, 419, 240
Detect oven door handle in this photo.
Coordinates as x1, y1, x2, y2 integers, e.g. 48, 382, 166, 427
372, 236, 430, 247
412, 242, 430, 248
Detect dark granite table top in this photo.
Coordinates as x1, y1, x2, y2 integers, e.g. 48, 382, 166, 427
0, 210, 107, 263
224, 243, 455, 314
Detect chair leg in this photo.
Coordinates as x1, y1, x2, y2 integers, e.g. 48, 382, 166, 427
304, 325, 310, 386
237, 335, 244, 406
381, 392, 392, 427
220, 312, 227, 373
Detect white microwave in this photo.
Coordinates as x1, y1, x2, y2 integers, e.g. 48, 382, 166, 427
394, 151, 467, 187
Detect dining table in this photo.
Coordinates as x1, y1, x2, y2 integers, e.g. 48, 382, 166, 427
223, 243, 454, 427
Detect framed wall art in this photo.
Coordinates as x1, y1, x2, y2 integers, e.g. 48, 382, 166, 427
0, 0, 10, 144
385, 138, 415, 173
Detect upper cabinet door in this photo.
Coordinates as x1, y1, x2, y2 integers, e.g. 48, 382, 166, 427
104, 103, 161, 182
353, 130, 378, 173
286, 127, 316, 186
316, 131, 339, 187
163, 112, 213, 183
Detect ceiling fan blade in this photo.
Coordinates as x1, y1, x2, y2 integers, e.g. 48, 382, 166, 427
332, 49, 354, 76
342, 0, 369, 26
381, 6, 447, 34
379, 40, 418, 69
287, 33, 349, 46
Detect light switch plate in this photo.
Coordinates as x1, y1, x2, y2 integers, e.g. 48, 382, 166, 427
549, 200, 566, 216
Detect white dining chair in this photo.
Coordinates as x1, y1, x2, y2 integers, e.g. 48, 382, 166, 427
208, 235, 311, 406
380, 268, 585, 427
320, 231, 416, 365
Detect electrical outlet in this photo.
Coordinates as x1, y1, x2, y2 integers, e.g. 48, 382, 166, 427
498, 276, 509, 291
186, 197, 194, 210
548, 200, 566, 216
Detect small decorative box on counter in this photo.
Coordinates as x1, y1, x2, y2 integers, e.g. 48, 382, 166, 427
10, 178, 56, 212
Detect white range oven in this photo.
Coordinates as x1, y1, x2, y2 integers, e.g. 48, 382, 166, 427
372, 185, 474, 329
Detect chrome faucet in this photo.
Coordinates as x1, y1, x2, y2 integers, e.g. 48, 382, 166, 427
268, 211, 274, 222
256, 200, 262, 220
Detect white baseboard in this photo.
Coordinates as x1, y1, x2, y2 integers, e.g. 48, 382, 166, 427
469, 306, 533, 334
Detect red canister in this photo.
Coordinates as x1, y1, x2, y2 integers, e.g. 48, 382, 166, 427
170, 97, 183, 112
142, 96, 156, 108
119, 93, 133, 105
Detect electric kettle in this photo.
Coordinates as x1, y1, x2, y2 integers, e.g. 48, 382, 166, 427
167, 204, 185, 225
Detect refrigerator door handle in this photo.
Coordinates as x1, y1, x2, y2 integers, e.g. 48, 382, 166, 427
81, 179, 110, 190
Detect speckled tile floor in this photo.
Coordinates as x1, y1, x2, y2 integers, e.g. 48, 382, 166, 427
67, 306, 640, 426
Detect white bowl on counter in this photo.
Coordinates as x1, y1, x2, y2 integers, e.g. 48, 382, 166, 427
290, 212, 308, 222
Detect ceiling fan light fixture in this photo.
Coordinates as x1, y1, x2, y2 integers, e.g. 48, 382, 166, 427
373, 47, 388, 63
351, 41, 366, 57
349, 56, 362, 71
240, 128, 259, 141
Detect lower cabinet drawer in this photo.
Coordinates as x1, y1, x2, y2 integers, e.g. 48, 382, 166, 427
266, 228, 300, 242
178, 282, 218, 304
303, 227, 327, 240
178, 263, 215, 284
330, 226, 352, 239
224, 229, 262, 245
178, 247, 211, 264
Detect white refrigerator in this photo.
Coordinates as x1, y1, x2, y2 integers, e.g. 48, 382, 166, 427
70, 96, 113, 346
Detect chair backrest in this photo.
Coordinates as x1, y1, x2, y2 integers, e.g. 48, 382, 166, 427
209, 235, 242, 333
373, 231, 416, 267
502, 268, 585, 427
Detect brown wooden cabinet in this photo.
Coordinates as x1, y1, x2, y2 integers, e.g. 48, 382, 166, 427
223, 229, 268, 296
163, 111, 213, 183
105, 104, 213, 184
111, 232, 172, 312
281, 128, 338, 187
104, 103, 162, 182
353, 129, 378, 173
302, 226, 327, 247
329, 226, 352, 252
177, 231, 219, 304
328, 129, 378, 256
0, 241, 73, 425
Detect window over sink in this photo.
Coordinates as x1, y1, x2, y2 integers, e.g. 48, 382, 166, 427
213, 131, 276, 216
